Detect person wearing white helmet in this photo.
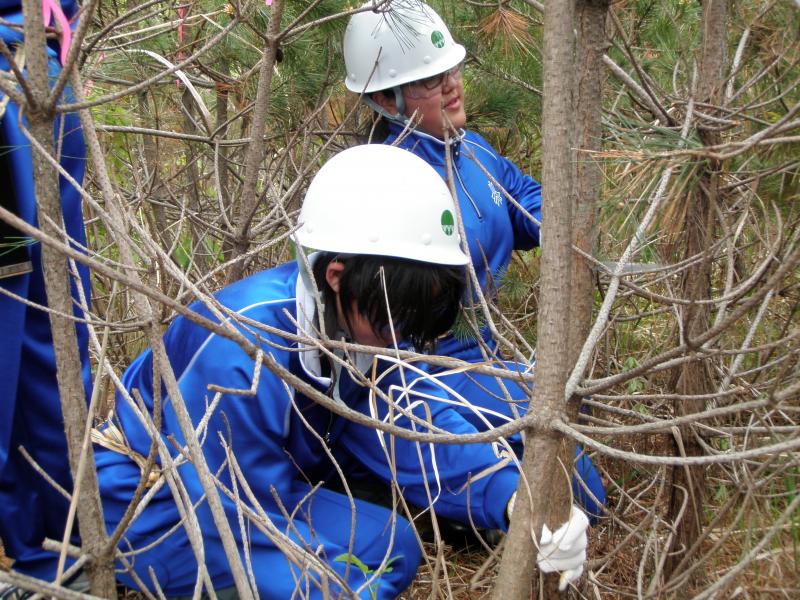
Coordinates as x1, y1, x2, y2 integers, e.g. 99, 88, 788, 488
93, 144, 547, 599
343, 0, 543, 368
343, 0, 604, 587
343, 0, 467, 138
342, 0, 548, 425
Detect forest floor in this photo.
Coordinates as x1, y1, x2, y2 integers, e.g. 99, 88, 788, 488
2, 496, 796, 598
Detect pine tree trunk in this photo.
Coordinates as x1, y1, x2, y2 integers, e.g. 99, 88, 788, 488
227, 0, 284, 283
137, 91, 170, 249
182, 86, 206, 272
20, 0, 116, 595
568, 0, 610, 364
215, 64, 233, 261
492, 1, 577, 597
665, 0, 727, 583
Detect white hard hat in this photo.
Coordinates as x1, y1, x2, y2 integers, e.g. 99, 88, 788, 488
343, 1, 466, 93
295, 145, 469, 266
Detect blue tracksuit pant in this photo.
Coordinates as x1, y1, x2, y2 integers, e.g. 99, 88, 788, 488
98, 456, 421, 599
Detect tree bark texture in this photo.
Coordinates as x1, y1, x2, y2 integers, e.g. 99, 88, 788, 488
493, 1, 578, 598
214, 65, 233, 261
137, 91, 171, 250
665, 0, 727, 582
182, 86, 206, 272
19, 0, 116, 595
568, 0, 610, 365
227, 0, 285, 283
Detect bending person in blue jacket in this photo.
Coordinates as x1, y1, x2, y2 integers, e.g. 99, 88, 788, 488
342, 1, 605, 520
94, 145, 590, 599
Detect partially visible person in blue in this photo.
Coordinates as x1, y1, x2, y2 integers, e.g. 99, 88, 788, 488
342, 0, 605, 519
94, 145, 591, 599
0, 0, 91, 594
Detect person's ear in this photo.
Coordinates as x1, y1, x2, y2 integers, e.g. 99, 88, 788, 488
371, 90, 400, 116
325, 261, 345, 293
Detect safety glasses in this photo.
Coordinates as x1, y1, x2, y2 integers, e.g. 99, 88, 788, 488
403, 61, 465, 100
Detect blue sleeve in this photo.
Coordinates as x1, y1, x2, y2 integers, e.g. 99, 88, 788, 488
339, 365, 519, 531
499, 154, 542, 250
169, 334, 305, 502
117, 325, 302, 509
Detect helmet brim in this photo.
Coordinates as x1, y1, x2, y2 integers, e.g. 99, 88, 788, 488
345, 44, 467, 94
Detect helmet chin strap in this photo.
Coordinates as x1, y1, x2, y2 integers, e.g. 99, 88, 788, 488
362, 89, 465, 146
392, 86, 406, 116
362, 86, 410, 129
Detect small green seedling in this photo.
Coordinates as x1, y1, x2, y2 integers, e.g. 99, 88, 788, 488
334, 553, 402, 600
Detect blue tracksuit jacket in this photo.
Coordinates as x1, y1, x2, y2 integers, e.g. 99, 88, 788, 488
96, 261, 520, 598
383, 123, 542, 358
382, 124, 606, 518
0, 0, 91, 580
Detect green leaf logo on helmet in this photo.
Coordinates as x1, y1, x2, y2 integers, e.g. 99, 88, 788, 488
431, 30, 445, 49
440, 209, 455, 236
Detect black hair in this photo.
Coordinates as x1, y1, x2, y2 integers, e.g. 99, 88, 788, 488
357, 95, 393, 144
312, 252, 465, 351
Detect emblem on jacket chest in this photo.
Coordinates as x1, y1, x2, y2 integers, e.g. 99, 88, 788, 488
487, 180, 503, 206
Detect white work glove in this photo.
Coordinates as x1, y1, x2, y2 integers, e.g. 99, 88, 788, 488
536, 505, 590, 591
506, 491, 516, 522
